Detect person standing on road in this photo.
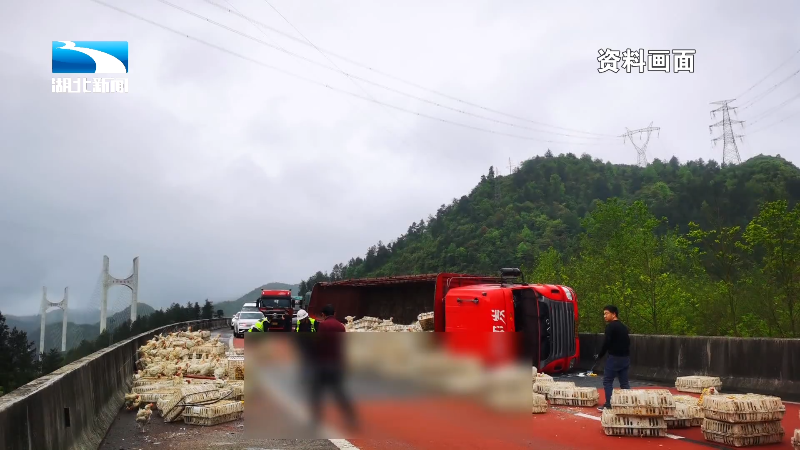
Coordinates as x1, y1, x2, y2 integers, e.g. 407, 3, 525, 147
594, 305, 630, 412
307, 303, 358, 433
295, 309, 318, 332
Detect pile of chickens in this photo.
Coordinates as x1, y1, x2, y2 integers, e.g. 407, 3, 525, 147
344, 312, 434, 332
134, 330, 228, 379
123, 329, 244, 431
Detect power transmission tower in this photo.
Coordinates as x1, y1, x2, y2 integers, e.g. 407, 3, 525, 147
709, 100, 744, 164
620, 122, 660, 167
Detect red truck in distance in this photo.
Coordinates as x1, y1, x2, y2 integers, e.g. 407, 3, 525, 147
257, 289, 294, 331
306, 268, 580, 374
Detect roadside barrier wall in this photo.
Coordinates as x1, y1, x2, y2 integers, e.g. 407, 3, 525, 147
579, 333, 800, 400
0, 318, 229, 450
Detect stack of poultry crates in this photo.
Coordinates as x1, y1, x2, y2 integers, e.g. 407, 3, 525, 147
157, 384, 236, 423
601, 389, 675, 438
667, 395, 705, 428
700, 394, 785, 447
792, 427, 800, 450
532, 392, 548, 414
675, 376, 722, 394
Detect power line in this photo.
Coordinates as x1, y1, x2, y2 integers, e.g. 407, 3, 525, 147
253, 0, 446, 154
152, 0, 613, 141
747, 91, 800, 126
88, 0, 610, 146
709, 100, 744, 165
740, 67, 800, 110
748, 109, 800, 135
198, 0, 617, 139
734, 47, 800, 100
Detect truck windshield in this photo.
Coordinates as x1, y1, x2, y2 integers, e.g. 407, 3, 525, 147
259, 298, 292, 308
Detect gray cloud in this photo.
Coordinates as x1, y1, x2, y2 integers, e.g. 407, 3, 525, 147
0, 0, 798, 315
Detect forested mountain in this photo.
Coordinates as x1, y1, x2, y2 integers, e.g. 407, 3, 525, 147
298, 153, 800, 338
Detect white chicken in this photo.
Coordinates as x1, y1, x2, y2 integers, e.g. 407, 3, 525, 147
135, 403, 154, 432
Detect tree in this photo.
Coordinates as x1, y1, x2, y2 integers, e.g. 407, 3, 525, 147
742, 200, 800, 337
686, 222, 746, 336
202, 299, 214, 320
215, 309, 224, 319
7, 327, 39, 392
40, 348, 63, 376
193, 302, 201, 320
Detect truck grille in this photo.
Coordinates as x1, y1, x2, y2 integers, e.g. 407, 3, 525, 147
539, 299, 576, 368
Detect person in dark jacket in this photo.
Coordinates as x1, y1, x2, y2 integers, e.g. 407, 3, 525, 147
594, 305, 631, 411
308, 304, 357, 432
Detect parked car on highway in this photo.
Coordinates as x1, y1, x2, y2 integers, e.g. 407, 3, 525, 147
234, 311, 265, 338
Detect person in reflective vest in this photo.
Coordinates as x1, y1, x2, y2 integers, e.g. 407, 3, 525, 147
295, 309, 317, 332
247, 317, 268, 332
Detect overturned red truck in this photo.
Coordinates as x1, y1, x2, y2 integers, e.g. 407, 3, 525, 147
306, 268, 580, 374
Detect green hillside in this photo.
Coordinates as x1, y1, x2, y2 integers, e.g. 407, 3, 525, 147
214, 282, 300, 316
298, 153, 800, 338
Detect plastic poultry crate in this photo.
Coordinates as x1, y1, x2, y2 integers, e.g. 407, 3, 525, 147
702, 394, 786, 423
532, 392, 548, 414
534, 380, 574, 396
667, 398, 704, 424
610, 389, 675, 417
183, 400, 244, 426
226, 356, 244, 379
548, 386, 599, 407
601, 409, 667, 437
791, 428, 799, 450
675, 376, 722, 394
137, 389, 179, 403
417, 312, 435, 331
132, 382, 174, 394
158, 385, 233, 423
701, 419, 784, 447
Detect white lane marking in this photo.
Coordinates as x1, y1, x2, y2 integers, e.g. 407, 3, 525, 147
256, 368, 361, 449
330, 439, 360, 449
572, 411, 683, 439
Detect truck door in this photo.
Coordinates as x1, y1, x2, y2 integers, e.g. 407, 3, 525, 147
443, 289, 485, 331
512, 288, 541, 368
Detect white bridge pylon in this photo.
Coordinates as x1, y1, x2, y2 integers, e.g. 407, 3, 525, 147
100, 255, 139, 333
40, 286, 68, 355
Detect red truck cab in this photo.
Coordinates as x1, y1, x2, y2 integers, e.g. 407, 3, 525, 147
308, 268, 580, 374
257, 289, 294, 331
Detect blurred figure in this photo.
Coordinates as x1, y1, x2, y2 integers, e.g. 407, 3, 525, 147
308, 304, 358, 432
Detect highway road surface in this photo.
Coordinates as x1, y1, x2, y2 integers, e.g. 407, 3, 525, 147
100, 330, 800, 450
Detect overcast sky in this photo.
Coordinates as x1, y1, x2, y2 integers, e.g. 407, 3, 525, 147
0, 0, 798, 316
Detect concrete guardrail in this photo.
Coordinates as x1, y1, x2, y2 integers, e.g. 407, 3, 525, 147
578, 333, 800, 401
0, 318, 230, 450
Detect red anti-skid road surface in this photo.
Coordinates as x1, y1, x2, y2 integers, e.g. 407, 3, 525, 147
326, 388, 800, 450
234, 335, 799, 450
